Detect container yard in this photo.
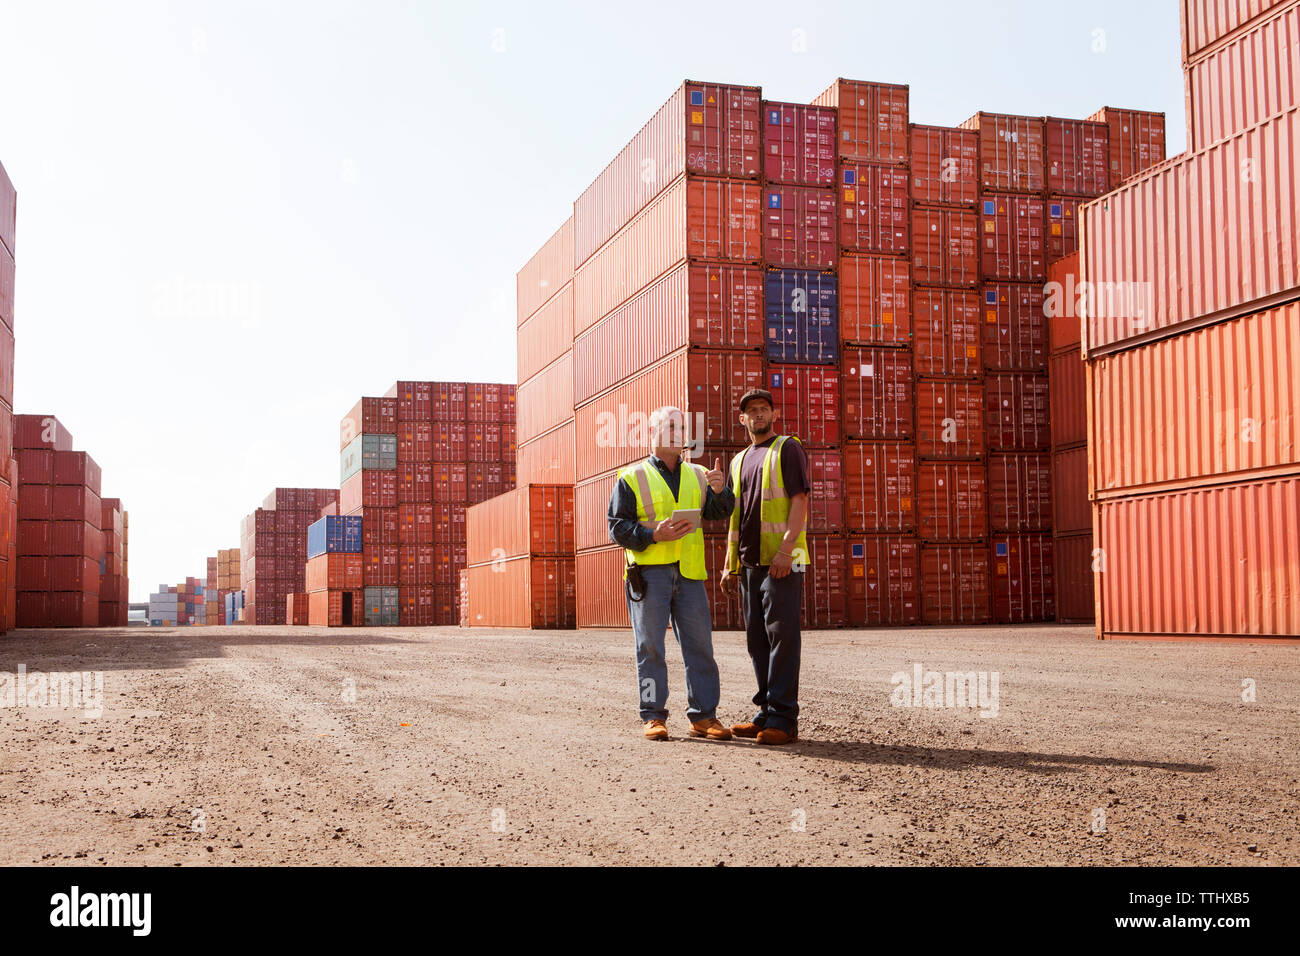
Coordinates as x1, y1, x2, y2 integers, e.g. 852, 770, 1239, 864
0, 0, 1296, 899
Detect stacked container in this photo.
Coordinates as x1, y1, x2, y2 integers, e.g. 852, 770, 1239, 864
572, 81, 764, 628
239, 487, 339, 624
1082, 0, 1300, 639
0, 159, 16, 633
98, 497, 127, 625
464, 484, 576, 627
304, 514, 363, 626
199, 547, 239, 624
147, 578, 206, 626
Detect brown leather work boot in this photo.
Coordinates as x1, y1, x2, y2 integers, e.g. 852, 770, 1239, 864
756, 727, 797, 745
689, 718, 733, 740
731, 721, 763, 739
643, 719, 669, 741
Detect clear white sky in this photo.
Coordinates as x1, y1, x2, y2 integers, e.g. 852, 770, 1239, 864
0, 0, 1185, 602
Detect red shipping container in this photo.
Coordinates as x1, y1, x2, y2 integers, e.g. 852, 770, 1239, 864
430, 381, 467, 422
466, 462, 507, 505
1181, 0, 1285, 61
912, 207, 978, 287
837, 162, 909, 254
811, 78, 909, 164
397, 462, 433, 504
518, 217, 573, 325
762, 184, 835, 269
396, 421, 433, 463
516, 355, 573, 445
985, 373, 1050, 451
16, 590, 51, 627
846, 534, 920, 625
1048, 349, 1086, 449
918, 462, 988, 540
979, 193, 1046, 282
0, 323, 13, 404
1053, 531, 1095, 624
1046, 251, 1082, 354
432, 502, 466, 544
921, 544, 992, 624
575, 546, 630, 628
398, 584, 435, 626
0, 246, 14, 330
433, 542, 467, 587
286, 593, 310, 626
16, 555, 50, 590
14, 414, 73, 451
51, 556, 98, 592
840, 253, 911, 347
916, 381, 984, 458
1086, 107, 1167, 185
17, 519, 52, 556
761, 101, 836, 186
805, 450, 844, 533
991, 533, 1055, 623
398, 502, 433, 544
305, 553, 364, 592
573, 82, 761, 267
518, 283, 573, 384
766, 364, 839, 447
909, 124, 978, 206
913, 288, 981, 378
982, 282, 1048, 371
393, 381, 434, 422
574, 469, 622, 552
362, 544, 399, 587
356, 507, 398, 547
340, 397, 397, 448
16, 448, 52, 483
51, 520, 99, 557
466, 382, 513, 424
466, 484, 575, 565
430, 420, 468, 462
50, 591, 98, 627
1045, 196, 1080, 261
574, 176, 763, 335
573, 263, 764, 405
17, 484, 50, 520
704, 534, 744, 630
843, 441, 916, 533
806, 533, 847, 628
959, 112, 1046, 193
433, 584, 458, 626
1052, 446, 1090, 534
841, 348, 914, 440
307, 588, 363, 627
398, 545, 435, 586
340, 470, 398, 513
465, 556, 576, 629
1045, 117, 1110, 196
987, 452, 1052, 533
466, 423, 503, 463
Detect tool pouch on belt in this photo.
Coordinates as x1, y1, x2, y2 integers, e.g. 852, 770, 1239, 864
625, 553, 646, 603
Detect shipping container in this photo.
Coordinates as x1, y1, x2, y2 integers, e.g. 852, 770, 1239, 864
1053, 531, 1096, 623
1046, 251, 1082, 354
517, 282, 573, 384
431, 420, 469, 462
466, 484, 574, 566
909, 124, 978, 207
990, 533, 1055, 622
574, 81, 762, 266
1088, 301, 1300, 494
704, 534, 744, 630
987, 452, 1052, 532
0, 249, 12, 331
921, 544, 992, 624
985, 373, 1050, 451
14, 414, 73, 451
575, 546, 631, 628
574, 468, 623, 553
982, 282, 1048, 371
307, 588, 362, 627
516, 421, 575, 486
916, 380, 984, 458
305, 552, 364, 592
843, 441, 916, 532
396, 421, 433, 463
911, 207, 978, 287
0, 158, 13, 257
51, 485, 100, 524
805, 533, 846, 628
913, 288, 981, 378
364, 585, 400, 627
762, 184, 836, 269
959, 112, 1046, 193
978, 193, 1047, 282
400, 584, 435, 626
1052, 446, 1090, 533
761, 101, 836, 186
1044, 117, 1110, 196
766, 365, 839, 447
1181, 0, 1290, 62
517, 217, 574, 324
764, 267, 838, 364
839, 253, 911, 347
845, 534, 920, 625
841, 347, 914, 440
1048, 349, 1087, 448
1094, 473, 1300, 638
340, 397, 397, 448
465, 556, 576, 629
811, 78, 910, 165
1045, 196, 1081, 262
16, 448, 52, 484
837, 163, 910, 254
1086, 107, 1167, 185
805, 450, 844, 533
573, 175, 763, 335
1081, 107, 1299, 354
917, 461, 988, 540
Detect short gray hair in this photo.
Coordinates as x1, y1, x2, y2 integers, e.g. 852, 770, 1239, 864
648, 405, 686, 447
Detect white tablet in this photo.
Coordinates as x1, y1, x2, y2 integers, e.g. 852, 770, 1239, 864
670, 508, 702, 531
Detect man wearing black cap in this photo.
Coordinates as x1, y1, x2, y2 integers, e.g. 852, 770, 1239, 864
719, 387, 810, 745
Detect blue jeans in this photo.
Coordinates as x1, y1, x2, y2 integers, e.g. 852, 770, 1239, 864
625, 563, 720, 723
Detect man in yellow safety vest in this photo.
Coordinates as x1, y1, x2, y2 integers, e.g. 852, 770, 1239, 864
719, 388, 810, 745
607, 405, 736, 741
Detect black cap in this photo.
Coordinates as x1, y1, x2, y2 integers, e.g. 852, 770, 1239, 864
738, 388, 774, 412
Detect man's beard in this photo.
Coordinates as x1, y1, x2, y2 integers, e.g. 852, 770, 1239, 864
748, 421, 772, 437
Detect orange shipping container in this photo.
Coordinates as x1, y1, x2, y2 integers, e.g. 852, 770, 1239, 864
841, 348, 914, 440
959, 112, 1045, 193
305, 553, 364, 592
516, 420, 575, 486
1053, 531, 1096, 624
1181, 0, 1289, 62
1048, 349, 1087, 449
912, 207, 978, 288
465, 556, 575, 628
913, 288, 981, 378
983, 282, 1048, 371
1045, 251, 1082, 354
1085, 108, 1167, 186
307, 588, 363, 627
516, 282, 573, 384
843, 441, 916, 533
466, 484, 575, 566
839, 253, 912, 347
517, 217, 574, 324
909, 124, 978, 207
921, 544, 991, 624
516, 353, 574, 445
811, 78, 909, 165
1052, 446, 1091, 534
916, 380, 984, 458
576, 546, 631, 628
918, 462, 988, 541
987, 452, 1052, 533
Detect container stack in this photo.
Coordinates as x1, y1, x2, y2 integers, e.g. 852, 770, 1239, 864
465, 484, 576, 627
304, 515, 363, 627
239, 487, 339, 624
147, 577, 205, 626
0, 159, 16, 634
1082, 0, 1300, 640
97, 497, 127, 625
224, 590, 244, 625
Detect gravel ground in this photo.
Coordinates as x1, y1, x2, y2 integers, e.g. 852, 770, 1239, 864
0, 623, 1295, 866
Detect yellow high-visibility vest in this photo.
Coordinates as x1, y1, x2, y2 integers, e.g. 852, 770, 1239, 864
726, 435, 810, 572
620, 457, 709, 581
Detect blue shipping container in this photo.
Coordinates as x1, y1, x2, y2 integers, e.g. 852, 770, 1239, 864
307, 515, 364, 559
764, 267, 838, 365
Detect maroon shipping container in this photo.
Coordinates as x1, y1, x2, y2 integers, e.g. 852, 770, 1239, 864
466, 462, 509, 505
1044, 117, 1110, 197
573, 81, 762, 267
362, 544, 400, 587
17, 519, 52, 556
51, 520, 100, 557
51, 556, 98, 592
14, 414, 73, 451
982, 282, 1048, 371
16, 448, 52, 483
431, 382, 468, 422
959, 112, 1046, 193
432, 502, 467, 544
517, 283, 573, 384
912, 207, 978, 287
391, 381, 434, 423
837, 162, 910, 254
0, 248, 13, 331
916, 380, 984, 458
841, 348, 914, 440
16, 591, 51, 627
0, 323, 13, 403
398, 545, 435, 586
704, 534, 744, 630
1053, 531, 1095, 624
987, 452, 1052, 532
811, 78, 909, 165
50, 591, 98, 628
398, 584, 435, 626
357, 507, 399, 548
985, 373, 1051, 451
913, 288, 981, 378
433, 542, 467, 587
1085, 107, 1167, 185
761, 101, 836, 186
340, 397, 397, 448
16, 555, 50, 591
51, 486, 101, 525
1048, 349, 1086, 449
978, 193, 1046, 282
909, 124, 978, 206
466, 383, 515, 424
990, 533, 1054, 623
397, 421, 433, 463
430, 420, 468, 462
517, 217, 573, 325
767, 364, 839, 447
573, 176, 763, 335
1046, 196, 1080, 262
1052, 446, 1090, 534
467, 422, 505, 463
396, 462, 433, 503
762, 184, 836, 269
1081, 108, 1299, 354
806, 533, 847, 628
431, 462, 468, 502
845, 534, 920, 625
573, 262, 764, 405
917, 461, 988, 541
921, 544, 992, 624
839, 253, 911, 347
0, 157, 13, 258
340, 470, 398, 513
843, 441, 916, 533
804, 450, 844, 533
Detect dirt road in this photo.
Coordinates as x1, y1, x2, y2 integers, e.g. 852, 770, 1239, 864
0, 624, 1295, 866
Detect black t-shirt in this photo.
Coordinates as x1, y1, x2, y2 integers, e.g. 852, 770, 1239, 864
735, 435, 810, 569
